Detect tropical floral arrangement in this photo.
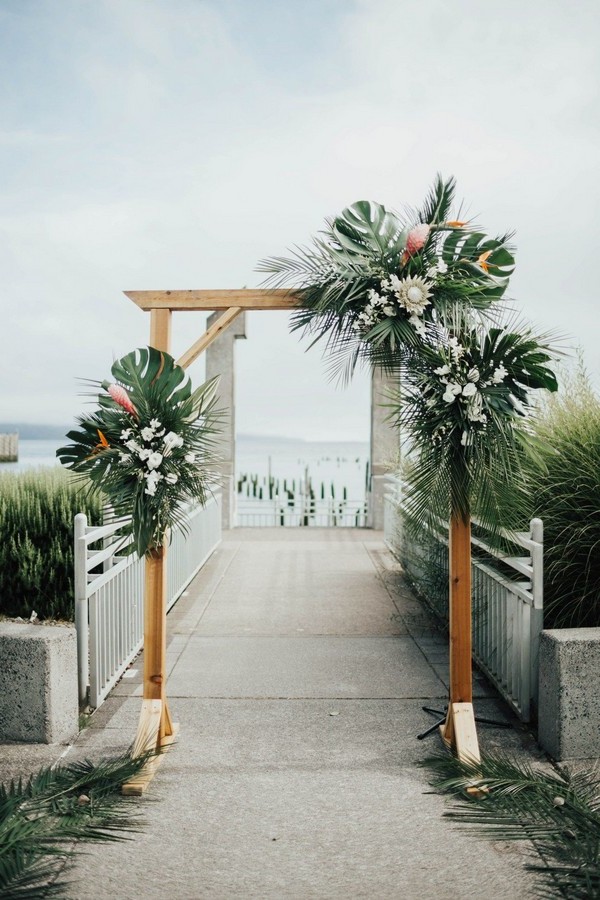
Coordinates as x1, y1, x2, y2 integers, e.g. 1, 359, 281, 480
258, 175, 516, 372
393, 315, 558, 529
57, 347, 222, 557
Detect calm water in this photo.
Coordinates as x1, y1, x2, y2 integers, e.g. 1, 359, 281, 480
2, 436, 370, 500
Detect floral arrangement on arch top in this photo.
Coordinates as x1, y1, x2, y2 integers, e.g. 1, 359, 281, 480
57, 347, 223, 558
258, 175, 516, 374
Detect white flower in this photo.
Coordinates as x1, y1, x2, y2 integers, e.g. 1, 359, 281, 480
448, 337, 465, 362
144, 469, 163, 496
408, 314, 427, 337
141, 426, 155, 442
434, 364, 451, 377
119, 452, 129, 463
426, 266, 438, 279
184, 452, 196, 463
386, 274, 402, 293
138, 447, 151, 461
165, 473, 178, 485
147, 452, 163, 470
467, 367, 480, 382
383, 305, 396, 316
436, 259, 448, 274
367, 288, 384, 307
120, 429, 132, 441
462, 382, 478, 398
492, 364, 508, 383
125, 439, 141, 453
393, 276, 433, 315
163, 431, 184, 451
150, 418, 162, 430
442, 381, 462, 403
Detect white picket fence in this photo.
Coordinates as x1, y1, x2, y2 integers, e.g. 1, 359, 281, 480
74, 493, 221, 708
236, 497, 369, 527
384, 476, 543, 722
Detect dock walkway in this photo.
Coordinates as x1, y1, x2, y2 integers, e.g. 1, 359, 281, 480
28, 530, 544, 897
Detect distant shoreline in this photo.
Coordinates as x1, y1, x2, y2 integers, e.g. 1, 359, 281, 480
0, 427, 369, 446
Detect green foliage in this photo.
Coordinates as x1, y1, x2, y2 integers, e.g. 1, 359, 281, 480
425, 750, 600, 898
258, 175, 515, 381
498, 361, 600, 627
0, 469, 101, 621
0, 750, 156, 898
57, 347, 223, 557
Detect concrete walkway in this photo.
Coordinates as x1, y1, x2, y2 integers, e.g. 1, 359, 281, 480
54, 531, 542, 897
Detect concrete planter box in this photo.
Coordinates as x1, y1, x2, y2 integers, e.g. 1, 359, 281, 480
538, 628, 600, 760
0, 622, 78, 744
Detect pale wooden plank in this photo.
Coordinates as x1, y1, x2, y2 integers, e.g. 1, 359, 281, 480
177, 307, 242, 369
125, 289, 301, 311
452, 702, 481, 765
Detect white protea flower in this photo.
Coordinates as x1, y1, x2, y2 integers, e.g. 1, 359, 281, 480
147, 451, 163, 470
140, 426, 155, 442
462, 382, 478, 398
394, 276, 433, 315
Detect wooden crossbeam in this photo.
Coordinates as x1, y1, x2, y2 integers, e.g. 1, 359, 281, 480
177, 308, 242, 370
125, 288, 301, 311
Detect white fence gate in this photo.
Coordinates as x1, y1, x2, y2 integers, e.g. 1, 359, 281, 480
74, 494, 221, 708
384, 477, 543, 722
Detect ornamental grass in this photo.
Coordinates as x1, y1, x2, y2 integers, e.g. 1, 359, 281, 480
0, 468, 101, 621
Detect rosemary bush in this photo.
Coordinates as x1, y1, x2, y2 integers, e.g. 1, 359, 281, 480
0, 468, 101, 621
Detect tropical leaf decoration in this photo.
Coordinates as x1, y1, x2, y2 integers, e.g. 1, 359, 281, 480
0, 750, 157, 898
425, 750, 600, 898
57, 347, 223, 557
258, 175, 516, 378
390, 311, 558, 533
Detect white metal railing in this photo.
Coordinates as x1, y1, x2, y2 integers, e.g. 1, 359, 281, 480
236, 497, 369, 527
74, 493, 221, 708
383, 476, 543, 722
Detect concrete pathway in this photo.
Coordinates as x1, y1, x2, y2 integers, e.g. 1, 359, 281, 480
27, 531, 545, 898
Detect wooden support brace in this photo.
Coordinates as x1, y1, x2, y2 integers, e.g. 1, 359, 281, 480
122, 700, 180, 796
176, 307, 242, 370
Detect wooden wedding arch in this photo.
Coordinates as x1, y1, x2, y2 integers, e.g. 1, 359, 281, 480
121, 288, 477, 794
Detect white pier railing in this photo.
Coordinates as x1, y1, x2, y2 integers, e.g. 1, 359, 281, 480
384, 476, 543, 722
236, 497, 369, 527
74, 493, 221, 709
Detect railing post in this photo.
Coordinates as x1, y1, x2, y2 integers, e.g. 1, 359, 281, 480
74, 512, 89, 706
529, 517, 544, 714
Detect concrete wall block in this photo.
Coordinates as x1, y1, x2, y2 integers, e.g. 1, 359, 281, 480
538, 628, 600, 760
0, 622, 78, 744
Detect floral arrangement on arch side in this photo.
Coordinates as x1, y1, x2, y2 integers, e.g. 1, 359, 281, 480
392, 315, 559, 531
57, 347, 223, 557
258, 175, 516, 372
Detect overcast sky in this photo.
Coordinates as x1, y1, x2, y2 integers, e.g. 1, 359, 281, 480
1, 0, 598, 440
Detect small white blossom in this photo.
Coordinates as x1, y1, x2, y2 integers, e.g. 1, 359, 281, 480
492, 364, 508, 383
120, 429, 132, 441
165, 473, 178, 485
409, 314, 427, 337
144, 469, 163, 496
184, 452, 196, 463
147, 451, 163, 470
119, 452, 129, 463
436, 259, 448, 274
125, 439, 141, 453
434, 364, 451, 377
462, 382, 478, 398
383, 305, 396, 316
163, 431, 184, 451
141, 426, 155, 442
443, 385, 461, 403
448, 337, 465, 362
150, 418, 162, 430
138, 448, 151, 461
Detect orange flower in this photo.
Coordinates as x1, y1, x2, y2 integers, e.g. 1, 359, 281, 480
97, 429, 110, 448
444, 220, 467, 227
477, 250, 493, 272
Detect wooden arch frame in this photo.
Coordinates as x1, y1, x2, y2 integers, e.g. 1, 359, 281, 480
121, 288, 478, 793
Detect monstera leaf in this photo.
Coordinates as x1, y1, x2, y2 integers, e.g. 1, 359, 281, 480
332, 201, 407, 260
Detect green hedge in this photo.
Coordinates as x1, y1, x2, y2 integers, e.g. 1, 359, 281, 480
0, 468, 101, 621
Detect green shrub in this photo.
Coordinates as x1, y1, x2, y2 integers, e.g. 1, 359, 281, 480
515, 363, 600, 628
0, 468, 101, 621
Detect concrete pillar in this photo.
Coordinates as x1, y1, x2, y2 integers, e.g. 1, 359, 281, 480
205, 311, 247, 529
369, 368, 400, 530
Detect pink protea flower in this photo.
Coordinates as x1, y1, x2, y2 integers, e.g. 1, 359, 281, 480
405, 223, 431, 257
107, 383, 138, 417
